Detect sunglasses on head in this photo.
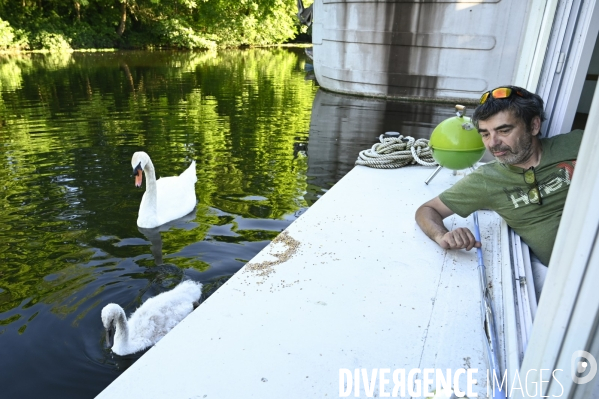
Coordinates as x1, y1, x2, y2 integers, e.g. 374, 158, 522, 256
479, 87, 526, 105
524, 166, 542, 205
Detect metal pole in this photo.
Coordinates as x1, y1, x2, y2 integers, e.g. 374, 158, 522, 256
424, 165, 443, 185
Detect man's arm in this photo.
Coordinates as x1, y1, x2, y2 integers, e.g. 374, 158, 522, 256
415, 196, 480, 251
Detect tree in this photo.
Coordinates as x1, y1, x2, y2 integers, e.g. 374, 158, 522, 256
0, 0, 303, 49
116, 0, 126, 36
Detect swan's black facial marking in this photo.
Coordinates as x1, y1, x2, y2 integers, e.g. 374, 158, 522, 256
105, 322, 116, 349
132, 162, 142, 177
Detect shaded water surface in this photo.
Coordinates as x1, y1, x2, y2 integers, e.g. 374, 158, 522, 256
0, 49, 460, 397
0, 49, 319, 398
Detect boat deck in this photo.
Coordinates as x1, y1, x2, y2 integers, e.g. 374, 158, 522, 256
97, 165, 505, 398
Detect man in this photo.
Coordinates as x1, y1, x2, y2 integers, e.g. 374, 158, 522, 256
415, 86, 583, 296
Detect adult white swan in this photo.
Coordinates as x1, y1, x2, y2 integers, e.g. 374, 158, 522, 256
131, 151, 197, 228
101, 280, 203, 356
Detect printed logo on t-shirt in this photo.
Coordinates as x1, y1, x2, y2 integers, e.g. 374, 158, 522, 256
503, 160, 577, 208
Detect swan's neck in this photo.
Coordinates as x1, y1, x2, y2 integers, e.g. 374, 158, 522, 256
144, 158, 158, 213
114, 308, 130, 347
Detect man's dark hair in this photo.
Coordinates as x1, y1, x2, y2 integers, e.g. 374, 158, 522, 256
472, 86, 546, 132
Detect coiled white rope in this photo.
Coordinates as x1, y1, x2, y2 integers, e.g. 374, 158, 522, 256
355, 134, 438, 169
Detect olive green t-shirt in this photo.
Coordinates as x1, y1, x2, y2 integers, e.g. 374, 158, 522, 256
439, 130, 583, 265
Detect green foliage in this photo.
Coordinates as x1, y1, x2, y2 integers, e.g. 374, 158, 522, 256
152, 19, 217, 50
0, 19, 16, 49
0, 0, 306, 50
30, 31, 73, 52
0, 18, 28, 50
195, 0, 299, 47
66, 22, 118, 49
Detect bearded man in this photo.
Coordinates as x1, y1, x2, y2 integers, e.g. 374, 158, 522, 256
415, 86, 583, 297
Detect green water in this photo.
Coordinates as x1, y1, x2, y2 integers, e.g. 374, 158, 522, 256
0, 48, 318, 397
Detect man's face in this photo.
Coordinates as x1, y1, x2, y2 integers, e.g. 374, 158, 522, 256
477, 110, 540, 166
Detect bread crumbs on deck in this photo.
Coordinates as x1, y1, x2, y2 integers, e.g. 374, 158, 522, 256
244, 231, 300, 283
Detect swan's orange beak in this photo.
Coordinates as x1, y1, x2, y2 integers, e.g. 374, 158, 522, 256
135, 169, 143, 188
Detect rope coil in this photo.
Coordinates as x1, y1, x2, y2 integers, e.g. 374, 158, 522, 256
355, 134, 438, 169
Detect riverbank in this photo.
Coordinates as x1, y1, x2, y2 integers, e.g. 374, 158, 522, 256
0, 0, 307, 53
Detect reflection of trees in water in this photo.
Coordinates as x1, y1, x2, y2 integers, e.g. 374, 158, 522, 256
0, 56, 27, 92
0, 49, 315, 331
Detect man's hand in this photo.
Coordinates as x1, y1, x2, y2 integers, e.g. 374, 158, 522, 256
415, 197, 481, 251
436, 228, 481, 251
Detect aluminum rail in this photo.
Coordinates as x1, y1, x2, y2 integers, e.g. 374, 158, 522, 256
473, 211, 507, 399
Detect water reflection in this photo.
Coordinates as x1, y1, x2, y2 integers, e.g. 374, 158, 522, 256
139, 226, 167, 266
137, 208, 198, 266
304, 89, 469, 202
136, 211, 201, 300
0, 48, 317, 398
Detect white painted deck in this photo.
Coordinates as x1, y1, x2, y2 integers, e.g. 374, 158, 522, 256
97, 165, 505, 398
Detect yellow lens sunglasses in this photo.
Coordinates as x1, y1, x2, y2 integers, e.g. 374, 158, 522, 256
479, 87, 525, 105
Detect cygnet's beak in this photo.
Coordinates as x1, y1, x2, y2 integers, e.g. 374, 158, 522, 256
105, 325, 115, 349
